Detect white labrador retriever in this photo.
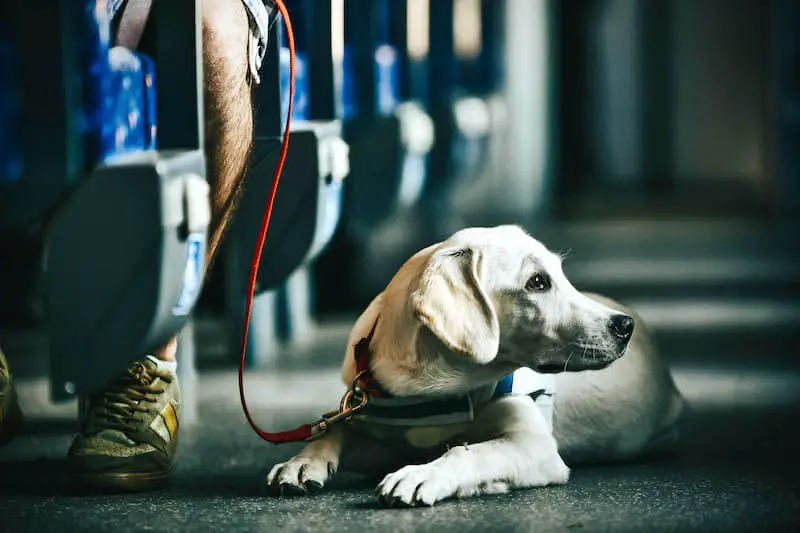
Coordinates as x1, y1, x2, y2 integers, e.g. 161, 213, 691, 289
267, 225, 684, 506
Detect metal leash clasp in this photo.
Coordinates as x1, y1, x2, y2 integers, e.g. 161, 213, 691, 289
307, 370, 370, 440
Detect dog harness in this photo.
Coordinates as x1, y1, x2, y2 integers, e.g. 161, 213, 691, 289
350, 326, 556, 431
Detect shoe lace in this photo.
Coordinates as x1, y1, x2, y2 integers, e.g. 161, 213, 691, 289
87, 363, 171, 433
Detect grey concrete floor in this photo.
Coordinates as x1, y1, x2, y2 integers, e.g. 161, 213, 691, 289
2, 318, 800, 533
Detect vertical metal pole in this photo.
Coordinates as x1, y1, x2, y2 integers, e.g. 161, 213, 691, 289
427, 0, 455, 111
309, 0, 338, 120
389, 0, 411, 101
254, 21, 283, 139
153, 0, 204, 151
346, 0, 377, 118
176, 320, 198, 426
774, 0, 800, 217
503, 0, 557, 219
640, 0, 674, 193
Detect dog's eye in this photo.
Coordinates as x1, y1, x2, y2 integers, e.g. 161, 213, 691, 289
526, 273, 551, 292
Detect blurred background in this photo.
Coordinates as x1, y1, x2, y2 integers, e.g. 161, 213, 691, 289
1, 0, 799, 530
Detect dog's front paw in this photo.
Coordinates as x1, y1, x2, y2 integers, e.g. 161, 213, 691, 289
377, 464, 452, 507
266, 455, 336, 496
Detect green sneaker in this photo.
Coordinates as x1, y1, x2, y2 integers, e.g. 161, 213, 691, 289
67, 356, 181, 492
0, 347, 24, 446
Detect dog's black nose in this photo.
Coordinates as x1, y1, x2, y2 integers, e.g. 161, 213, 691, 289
609, 314, 635, 341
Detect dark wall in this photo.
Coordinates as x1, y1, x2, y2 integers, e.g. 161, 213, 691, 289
556, 0, 789, 217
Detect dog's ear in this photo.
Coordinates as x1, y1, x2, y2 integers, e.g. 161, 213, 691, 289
411, 247, 500, 364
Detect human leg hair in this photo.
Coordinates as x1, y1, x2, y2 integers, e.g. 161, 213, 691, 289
201, 0, 255, 265
154, 0, 255, 361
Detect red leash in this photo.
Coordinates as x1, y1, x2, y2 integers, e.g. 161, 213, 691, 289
238, 0, 379, 444
237, 0, 312, 444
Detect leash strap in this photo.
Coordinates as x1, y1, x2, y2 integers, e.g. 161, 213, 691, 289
238, 0, 315, 445
352, 321, 385, 397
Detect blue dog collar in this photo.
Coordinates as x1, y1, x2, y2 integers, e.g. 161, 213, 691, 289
357, 368, 556, 431
492, 368, 555, 430
350, 324, 556, 431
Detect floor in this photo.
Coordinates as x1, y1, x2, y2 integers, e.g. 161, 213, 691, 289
2, 318, 800, 533
2, 219, 800, 532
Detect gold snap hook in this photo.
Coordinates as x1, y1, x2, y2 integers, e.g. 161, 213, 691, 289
306, 370, 371, 441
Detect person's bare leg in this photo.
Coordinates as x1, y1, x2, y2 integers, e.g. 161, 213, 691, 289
152, 336, 179, 362
202, 0, 255, 260
152, 0, 254, 363
67, 0, 258, 492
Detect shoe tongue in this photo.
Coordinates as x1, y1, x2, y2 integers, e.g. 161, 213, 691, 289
136, 356, 159, 373
124, 358, 160, 386
100, 359, 159, 426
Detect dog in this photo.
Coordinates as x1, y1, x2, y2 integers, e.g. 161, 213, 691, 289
267, 225, 684, 506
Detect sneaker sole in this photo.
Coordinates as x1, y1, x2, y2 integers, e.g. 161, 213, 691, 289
0, 388, 24, 446
68, 469, 172, 493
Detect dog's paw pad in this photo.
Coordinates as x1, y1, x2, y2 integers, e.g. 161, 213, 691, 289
305, 480, 323, 494
266, 457, 334, 497
541, 454, 570, 486
377, 465, 449, 507
278, 483, 306, 496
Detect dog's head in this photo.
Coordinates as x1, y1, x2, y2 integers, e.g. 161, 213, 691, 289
409, 225, 634, 373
